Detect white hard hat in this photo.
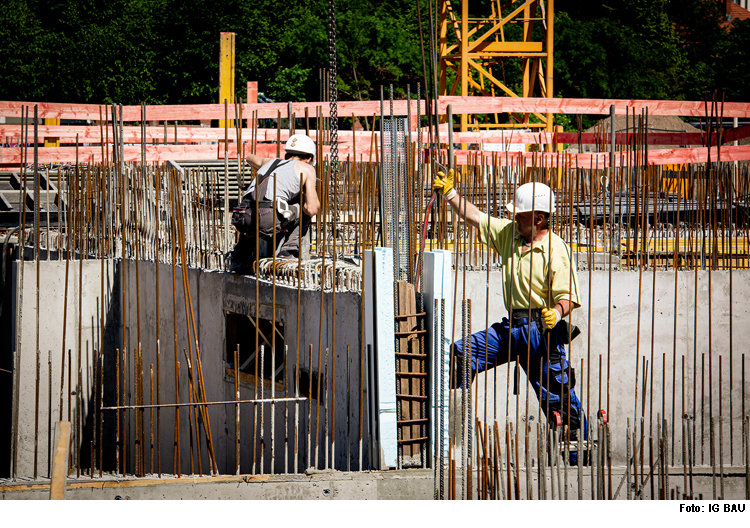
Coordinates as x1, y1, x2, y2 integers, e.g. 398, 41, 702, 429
506, 182, 556, 214
284, 134, 316, 158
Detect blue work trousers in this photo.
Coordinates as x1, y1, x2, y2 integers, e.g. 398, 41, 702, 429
453, 315, 585, 433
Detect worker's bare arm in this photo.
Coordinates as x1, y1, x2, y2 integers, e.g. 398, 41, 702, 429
299, 163, 320, 217
446, 192, 482, 228
555, 299, 577, 318
245, 153, 274, 170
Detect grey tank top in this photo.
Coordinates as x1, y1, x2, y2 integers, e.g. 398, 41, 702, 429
242, 159, 301, 202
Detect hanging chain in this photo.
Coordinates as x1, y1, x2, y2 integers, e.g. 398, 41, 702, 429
328, 0, 339, 237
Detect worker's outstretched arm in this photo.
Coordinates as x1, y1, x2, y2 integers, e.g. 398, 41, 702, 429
433, 169, 481, 228
245, 152, 274, 170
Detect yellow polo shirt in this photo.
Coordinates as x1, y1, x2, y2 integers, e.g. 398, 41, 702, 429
477, 212, 580, 311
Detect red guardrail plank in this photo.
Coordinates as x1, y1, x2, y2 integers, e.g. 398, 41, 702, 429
452, 131, 712, 146
4, 97, 749, 121
722, 125, 750, 144
2, 125, 737, 147
0, 125, 382, 143
3, 143, 749, 166
443, 144, 750, 167
437, 97, 750, 118
0, 142, 358, 164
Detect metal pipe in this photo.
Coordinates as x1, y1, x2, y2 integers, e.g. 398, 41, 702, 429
102, 397, 306, 411
77, 345, 82, 478
47, 350, 52, 477
175, 360, 181, 478
184, 349, 195, 474
346, 344, 350, 472
33, 349, 40, 480
315, 341, 322, 469
150, 364, 154, 474
331, 345, 337, 470
170, 172, 181, 478
325, 346, 330, 469
308, 344, 314, 470
260, 343, 265, 474
235, 344, 240, 475
97, 347, 102, 478
271, 175, 277, 474
155, 166, 162, 478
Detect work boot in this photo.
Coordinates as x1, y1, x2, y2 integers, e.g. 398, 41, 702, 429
229, 254, 256, 275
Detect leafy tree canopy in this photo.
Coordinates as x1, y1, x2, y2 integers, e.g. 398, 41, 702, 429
0, 0, 747, 107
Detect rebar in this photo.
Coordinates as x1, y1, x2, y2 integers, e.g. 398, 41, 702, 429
3, 94, 750, 500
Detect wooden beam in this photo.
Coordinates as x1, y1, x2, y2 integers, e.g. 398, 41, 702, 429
722, 124, 750, 144
0, 142, 363, 164
0, 124, 722, 146
2, 141, 749, 166
441, 144, 750, 167
451, 130, 720, 146
2, 121, 748, 165
49, 421, 70, 500
436, 96, 750, 118
0, 125, 381, 144
3, 97, 750, 121
247, 81, 258, 104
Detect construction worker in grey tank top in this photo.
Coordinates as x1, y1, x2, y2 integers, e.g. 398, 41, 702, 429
229, 134, 320, 274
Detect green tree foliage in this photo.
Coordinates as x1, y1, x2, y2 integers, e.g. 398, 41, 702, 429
555, 1, 686, 101
720, 19, 750, 102
337, 0, 424, 101
555, 0, 749, 104
0, 0, 748, 107
0, 0, 425, 104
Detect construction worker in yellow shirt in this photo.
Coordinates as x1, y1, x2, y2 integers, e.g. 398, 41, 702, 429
434, 169, 586, 450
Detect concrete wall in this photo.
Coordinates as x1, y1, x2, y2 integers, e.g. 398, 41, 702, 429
6, 259, 119, 479
6, 259, 367, 479
7, 259, 749, 478
453, 269, 750, 466
120, 262, 368, 476
0, 469, 436, 500
3, 467, 748, 500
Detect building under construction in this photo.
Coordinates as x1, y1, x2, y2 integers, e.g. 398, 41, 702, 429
3, 4, 750, 502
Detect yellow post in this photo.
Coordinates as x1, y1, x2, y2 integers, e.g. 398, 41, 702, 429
460, 0, 468, 146
439, 1, 449, 98
44, 118, 60, 147
555, 125, 563, 185
522, 2, 531, 101
545, 0, 554, 134
219, 32, 235, 129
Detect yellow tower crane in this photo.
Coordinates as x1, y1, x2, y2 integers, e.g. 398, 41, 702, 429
439, 0, 555, 134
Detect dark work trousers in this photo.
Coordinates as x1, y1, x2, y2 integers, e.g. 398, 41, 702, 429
232, 206, 310, 263
453, 314, 585, 434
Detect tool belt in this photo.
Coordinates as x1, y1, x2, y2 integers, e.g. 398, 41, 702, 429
232, 159, 287, 234
509, 309, 543, 327
509, 308, 581, 344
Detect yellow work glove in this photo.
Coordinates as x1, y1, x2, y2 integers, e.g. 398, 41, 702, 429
541, 307, 560, 329
433, 169, 457, 200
